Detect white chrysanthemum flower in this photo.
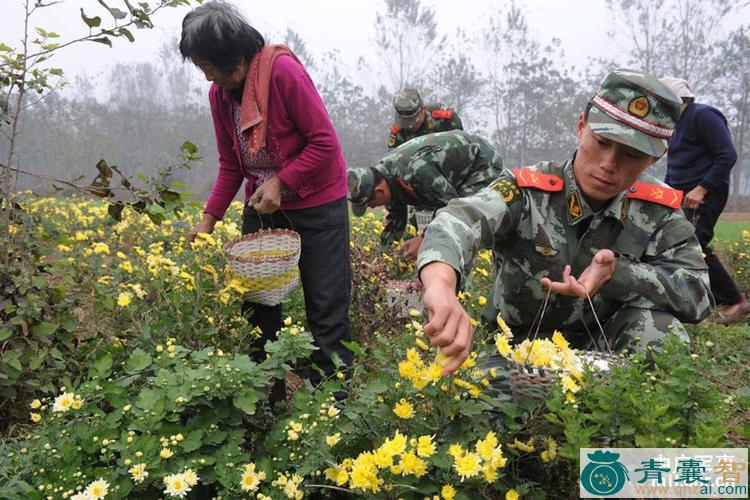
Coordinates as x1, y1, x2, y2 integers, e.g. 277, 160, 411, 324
163, 473, 191, 498
84, 478, 110, 499
129, 463, 148, 483
53, 392, 76, 413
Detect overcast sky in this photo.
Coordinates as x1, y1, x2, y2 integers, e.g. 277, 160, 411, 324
1, 0, 623, 95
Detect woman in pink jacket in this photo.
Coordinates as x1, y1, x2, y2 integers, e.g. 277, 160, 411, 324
180, 0, 352, 402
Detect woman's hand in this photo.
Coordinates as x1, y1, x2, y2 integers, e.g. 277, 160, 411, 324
249, 177, 284, 214
187, 213, 218, 242
402, 236, 424, 260
539, 249, 617, 298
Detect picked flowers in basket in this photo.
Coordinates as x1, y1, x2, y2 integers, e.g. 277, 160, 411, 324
494, 315, 614, 402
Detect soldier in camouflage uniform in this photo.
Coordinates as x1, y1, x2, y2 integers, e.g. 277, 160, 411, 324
349, 129, 503, 259
417, 69, 712, 375
388, 88, 463, 150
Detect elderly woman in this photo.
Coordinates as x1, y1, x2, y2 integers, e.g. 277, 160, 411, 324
180, 1, 352, 401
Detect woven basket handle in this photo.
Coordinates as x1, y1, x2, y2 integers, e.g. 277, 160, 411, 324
522, 282, 613, 364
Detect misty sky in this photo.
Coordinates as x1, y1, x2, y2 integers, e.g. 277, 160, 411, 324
2, 0, 622, 95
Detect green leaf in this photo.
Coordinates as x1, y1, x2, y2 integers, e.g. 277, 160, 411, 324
233, 388, 259, 415
180, 430, 204, 452
91, 354, 113, 379
341, 340, 366, 357
32, 321, 57, 338
49, 68, 63, 76
90, 37, 112, 47
125, 348, 152, 373
80, 9, 102, 28
180, 141, 198, 155
146, 203, 166, 214
0, 43, 13, 52
136, 388, 160, 411
0, 328, 11, 341
3, 351, 22, 371
117, 27, 135, 42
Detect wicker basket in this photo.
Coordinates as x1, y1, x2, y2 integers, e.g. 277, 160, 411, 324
223, 229, 301, 306
509, 350, 623, 403
385, 279, 423, 318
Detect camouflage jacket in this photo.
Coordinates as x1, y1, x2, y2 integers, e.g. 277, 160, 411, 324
417, 158, 712, 331
387, 104, 463, 150
378, 130, 503, 246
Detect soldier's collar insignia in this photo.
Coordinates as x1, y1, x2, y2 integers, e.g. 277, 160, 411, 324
534, 244, 559, 257
628, 95, 650, 118
567, 191, 584, 223
387, 136, 396, 147
620, 197, 630, 221
394, 177, 419, 200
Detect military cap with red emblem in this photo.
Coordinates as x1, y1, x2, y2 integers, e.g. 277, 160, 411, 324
587, 69, 683, 158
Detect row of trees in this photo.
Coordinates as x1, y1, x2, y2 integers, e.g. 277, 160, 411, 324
4, 0, 750, 198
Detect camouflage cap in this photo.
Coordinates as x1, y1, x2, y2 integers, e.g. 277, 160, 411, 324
348, 167, 376, 216
393, 88, 423, 128
587, 69, 683, 157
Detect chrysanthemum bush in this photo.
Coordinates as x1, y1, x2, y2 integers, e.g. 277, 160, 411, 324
1, 327, 316, 498
0, 196, 737, 499
723, 228, 750, 291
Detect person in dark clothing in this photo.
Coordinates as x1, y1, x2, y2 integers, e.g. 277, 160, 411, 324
660, 76, 748, 324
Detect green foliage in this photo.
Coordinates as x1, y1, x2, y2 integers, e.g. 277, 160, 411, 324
0, 330, 316, 499
545, 335, 730, 460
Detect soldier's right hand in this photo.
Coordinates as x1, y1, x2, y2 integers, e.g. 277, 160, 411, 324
420, 262, 474, 376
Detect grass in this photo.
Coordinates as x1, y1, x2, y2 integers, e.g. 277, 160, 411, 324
689, 321, 750, 446
715, 220, 749, 247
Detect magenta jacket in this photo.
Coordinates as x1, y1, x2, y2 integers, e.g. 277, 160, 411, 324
204, 54, 348, 219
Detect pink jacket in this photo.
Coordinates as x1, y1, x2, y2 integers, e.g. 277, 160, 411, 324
204, 54, 347, 219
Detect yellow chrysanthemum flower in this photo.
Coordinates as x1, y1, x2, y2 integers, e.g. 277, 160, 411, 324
129, 463, 148, 483
393, 399, 414, 419
441, 484, 457, 500
453, 451, 481, 480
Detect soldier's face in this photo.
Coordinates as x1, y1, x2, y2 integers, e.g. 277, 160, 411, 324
574, 113, 658, 209
368, 180, 392, 208
404, 108, 427, 132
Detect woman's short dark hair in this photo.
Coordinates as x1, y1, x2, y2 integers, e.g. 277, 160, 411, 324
179, 0, 265, 74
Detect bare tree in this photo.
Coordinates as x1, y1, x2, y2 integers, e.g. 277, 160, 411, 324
372, 0, 445, 91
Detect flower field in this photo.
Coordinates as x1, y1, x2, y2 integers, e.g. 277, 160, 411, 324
1, 195, 748, 499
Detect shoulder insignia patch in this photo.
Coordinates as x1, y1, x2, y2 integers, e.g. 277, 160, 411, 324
390, 124, 401, 135
489, 177, 521, 205
626, 182, 683, 209
431, 109, 453, 120
513, 168, 563, 192
394, 177, 417, 198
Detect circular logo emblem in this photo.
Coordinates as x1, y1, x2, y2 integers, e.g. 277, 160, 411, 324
628, 96, 650, 118
581, 451, 629, 496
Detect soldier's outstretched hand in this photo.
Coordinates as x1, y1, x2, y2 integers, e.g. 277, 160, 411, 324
540, 249, 617, 298
402, 236, 424, 260
420, 262, 474, 376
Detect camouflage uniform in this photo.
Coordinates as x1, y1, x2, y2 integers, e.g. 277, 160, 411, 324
388, 89, 463, 150
350, 130, 503, 246
417, 70, 712, 354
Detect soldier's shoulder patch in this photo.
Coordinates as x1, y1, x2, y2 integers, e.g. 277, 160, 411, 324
431, 109, 453, 120
626, 182, 683, 209
513, 168, 563, 192
390, 124, 401, 135
489, 177, 521, 205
